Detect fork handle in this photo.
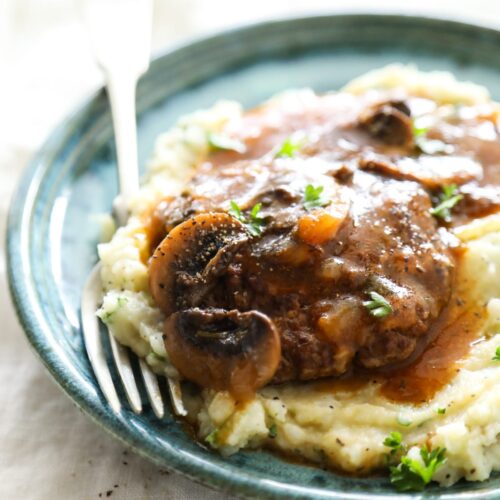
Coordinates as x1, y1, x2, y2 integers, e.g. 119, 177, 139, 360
106, 72, 140, 225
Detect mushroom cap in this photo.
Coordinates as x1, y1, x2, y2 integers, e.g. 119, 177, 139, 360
359, 100, 413, 147
149, 212, 248, 316
146, 194, 215, 254
164, 308, 281, 400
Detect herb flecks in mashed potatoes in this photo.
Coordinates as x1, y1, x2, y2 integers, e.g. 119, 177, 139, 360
99, 296, 128, 324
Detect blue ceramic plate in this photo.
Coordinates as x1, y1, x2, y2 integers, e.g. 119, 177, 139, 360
7, 14, 500, 499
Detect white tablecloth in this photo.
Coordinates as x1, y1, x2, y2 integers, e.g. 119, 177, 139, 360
2, 1, 500, 498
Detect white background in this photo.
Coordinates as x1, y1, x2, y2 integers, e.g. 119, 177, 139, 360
2, 1, 500, 498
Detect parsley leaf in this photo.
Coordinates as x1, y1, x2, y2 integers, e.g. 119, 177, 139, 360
248, 203, 265, 236
117, 297, 128, 307
302, 184, 329, 211
205, 429, 219, 446
275, 136, 307, 158
412, 121, 429, 138
363, 291, 393, 318
493, 346, 500, 361
228, 200, 265, 236
384, 432, 403, 455
430, 184, 463, 221
268, 424, 277, 438
208, 133, 247, 154
390, 446, 447, 492
250, 203, 262, 219
229, 200, 245, 223
437, 407, 446, 415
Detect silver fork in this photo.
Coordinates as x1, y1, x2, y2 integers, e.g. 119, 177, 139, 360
80, 0, 185, 418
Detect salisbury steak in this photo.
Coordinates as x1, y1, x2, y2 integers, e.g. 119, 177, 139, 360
148, 91, 500, 396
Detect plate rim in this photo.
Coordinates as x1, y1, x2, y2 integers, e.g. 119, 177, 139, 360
7, 12, 500, 499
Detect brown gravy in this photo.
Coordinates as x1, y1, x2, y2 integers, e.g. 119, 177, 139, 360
146, 90, 499, 404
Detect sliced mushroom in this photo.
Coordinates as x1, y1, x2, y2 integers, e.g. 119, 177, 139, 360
146, 194, 214, 254
164, 308, 281, 399
359, 153, 482, 189
359, 100, 413, 147
149, 213, 248, 316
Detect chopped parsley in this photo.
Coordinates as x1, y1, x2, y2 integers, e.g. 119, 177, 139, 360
205, 429, 219, 446
383, 432, 403, 456
208, 133, 247, 154
228, 200, 265, 236
437, 407, 447, 415
303, 184, 329, 211
100, 296, 128, 324
493, 346, 500, 361
363, 291, 393, 318
275, 136, 307, 158
430, 184, 463, 221
228, 200, 245, 223
268, 424, 278, 438
412, 121, 429, 138
390, 446, 447, 492
117, 297, 128, 307
248, 203, 265, 236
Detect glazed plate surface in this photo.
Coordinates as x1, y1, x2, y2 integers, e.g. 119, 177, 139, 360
7, 14, 500, 499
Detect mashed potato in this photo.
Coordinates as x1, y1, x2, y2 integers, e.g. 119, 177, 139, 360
97, 65, 500, 486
